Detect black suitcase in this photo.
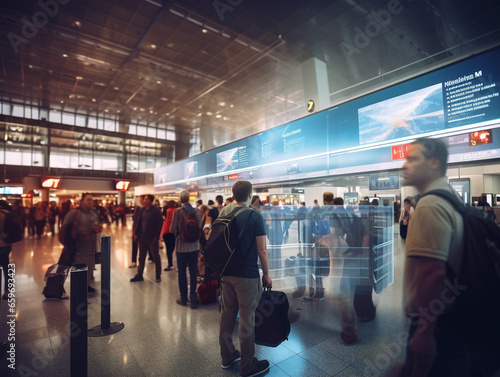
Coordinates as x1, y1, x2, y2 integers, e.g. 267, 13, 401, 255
254, 288, 291, 347
42, 264, 70, 299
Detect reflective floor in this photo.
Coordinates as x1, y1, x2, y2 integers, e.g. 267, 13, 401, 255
0, 221, 408, 377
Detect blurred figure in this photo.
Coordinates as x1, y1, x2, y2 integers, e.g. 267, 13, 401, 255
11, 200, 25, 238
0, 200, 14, 300
48, 201, 59, 236
399, 197, 414, 240
34, 201, 49, 239
28, 204, 36, 237
63, 193, 101, 292
215, 195, 224, 212
161, 200, 177, 271
250, 195, 262, 211
129, 195, 144, 268
131, 194, 163, 283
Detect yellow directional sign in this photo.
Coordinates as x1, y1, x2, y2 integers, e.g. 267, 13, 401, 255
307, 99, 315, 113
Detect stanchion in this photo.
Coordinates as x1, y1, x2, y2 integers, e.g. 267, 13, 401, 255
88, 235, 124, 337
70, 263, 88, 377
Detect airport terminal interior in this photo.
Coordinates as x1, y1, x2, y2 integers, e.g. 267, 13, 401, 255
2, 0, 500, 376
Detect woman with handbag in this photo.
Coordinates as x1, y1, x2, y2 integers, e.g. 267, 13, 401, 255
399, 197, 414, 240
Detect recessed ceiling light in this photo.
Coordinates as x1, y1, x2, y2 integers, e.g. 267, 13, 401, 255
76, 76, 83, 80
60, 100, 64, 103
151, 44, 157, 49
156, 80, 161, 84
133, 107, 137, 111
206, 112, 212, 116
113, 86, 119, 90
202, 29, 208, 34
215, 114, 222, 118
28, 65, 33, 69
104, 109, 109, 112
92, 98, 96, 102
160, 97, 168, 101
219, 102, 226, 106
62, 54, 68, 58
73, 21, 81, 28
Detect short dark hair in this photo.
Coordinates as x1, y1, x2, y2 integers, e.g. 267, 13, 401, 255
323, 192, 334, 204
333, 197, 344, 205
232, 181, 252, 202
145, 194, 154, 203
412, 138, 448, 176
404, 197, 411, 204
81, 192, 91, 201
215, 195, 223, 205
208, 199, 214, 205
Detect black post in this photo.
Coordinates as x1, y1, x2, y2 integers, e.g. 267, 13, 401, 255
101, 235, 111, 329
88, 235, 124, 337
70, 263, 88, 377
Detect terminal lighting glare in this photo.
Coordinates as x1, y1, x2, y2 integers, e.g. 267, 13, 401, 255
62, 54, 68, 58
151, 44, 157, 49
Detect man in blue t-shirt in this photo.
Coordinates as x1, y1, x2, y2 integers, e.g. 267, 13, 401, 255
219, 180, 272, 377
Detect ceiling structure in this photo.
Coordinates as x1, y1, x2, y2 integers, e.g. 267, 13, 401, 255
1, 0, 500, 153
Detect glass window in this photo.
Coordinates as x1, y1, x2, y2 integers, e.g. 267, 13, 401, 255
31, 108, 39, 120
94, 153, 121, 171
147, 127, 156, 138
1, 102, 11, 115
104, 119, 116, 132
157, 129, 166, 139
166, 130, 176, 141
50, 151, 73, 168
49, 110, 61, 123
137, 126, 147, 136
75, 115, 86, 127
88, 118, 97, 129
97, 118, 104, 130
5, 150, 22, 165
40, 109, 48, 121
127, 156, 139, 172
12, 105, 24, 117
62, 112, 75, 125
24, 107, 32, 119
128, 124, 137, 135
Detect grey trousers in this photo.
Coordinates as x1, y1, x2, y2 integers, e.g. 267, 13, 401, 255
219, 276, 260, 375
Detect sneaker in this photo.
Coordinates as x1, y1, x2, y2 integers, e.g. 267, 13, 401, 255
130, 275, 144, 282
128, 263, 137, 268
156, 277, 161, 283
221, 350, 241, 369
241, 359, 270, 377
163, 266, 172, 271
176, 298, 187, 306
340, 331, 358, 344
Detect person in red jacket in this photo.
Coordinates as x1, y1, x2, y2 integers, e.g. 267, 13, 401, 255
161, 200, 178, 271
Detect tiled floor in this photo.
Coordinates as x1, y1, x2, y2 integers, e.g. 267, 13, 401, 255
0, 221, 408, 377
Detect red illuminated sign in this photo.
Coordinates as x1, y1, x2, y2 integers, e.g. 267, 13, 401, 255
115, 181, 130, 191
228, 174, 239, 181
391, 144, 411, 160
41, 178, 61, 189
469, 130, 492, 146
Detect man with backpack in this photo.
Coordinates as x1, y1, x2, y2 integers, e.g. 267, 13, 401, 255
218, 180, 272, 377
394, 137, 480, 376
170, 190, 202, 308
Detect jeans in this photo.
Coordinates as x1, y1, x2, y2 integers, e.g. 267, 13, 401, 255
163, 233, 175, 267
176, 250, 198, 302
219, 276, 260, 375
138, 238, 161, 279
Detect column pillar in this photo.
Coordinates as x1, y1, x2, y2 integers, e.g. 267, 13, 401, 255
301, 57, 330, 113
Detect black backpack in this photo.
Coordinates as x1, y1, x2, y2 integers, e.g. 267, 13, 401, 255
0, 209, 23, 244
202, 207, 253, 278
180, 207, 200, 243
421, 189, 500, 346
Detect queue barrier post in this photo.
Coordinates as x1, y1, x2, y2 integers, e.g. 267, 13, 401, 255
88, 235, 125, 337
70, 263, 88, 377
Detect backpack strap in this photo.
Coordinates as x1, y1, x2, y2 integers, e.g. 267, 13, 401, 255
420, 189, 466, 215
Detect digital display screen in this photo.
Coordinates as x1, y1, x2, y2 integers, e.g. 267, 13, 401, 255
369, 175, 400, 191
469, 130, 492, 146
450, 178, 470, 205
0, 186, 23, 195
155, 47, 500, 191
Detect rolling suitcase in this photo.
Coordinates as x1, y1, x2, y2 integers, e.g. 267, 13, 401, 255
42, 264, 70, 299
255, 288, 290, 347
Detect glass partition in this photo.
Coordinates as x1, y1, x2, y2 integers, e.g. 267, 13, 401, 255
260, 204, 394, 300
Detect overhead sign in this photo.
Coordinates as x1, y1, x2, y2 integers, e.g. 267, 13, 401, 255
115, 180, 130, 191
41, 178, 61, 189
